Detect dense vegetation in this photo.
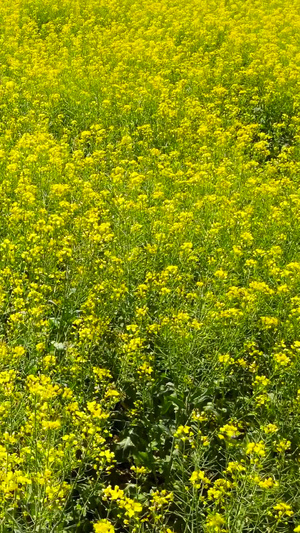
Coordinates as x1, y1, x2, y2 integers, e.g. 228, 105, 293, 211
0, 0, 300, 531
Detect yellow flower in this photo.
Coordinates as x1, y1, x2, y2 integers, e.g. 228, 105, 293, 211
273, 502, 293, 519
130, 465, 149, 475
190, 470, 211, 488
225, 461, 246, 475
260, 316, 279, 329
253, 475, 279, 489
208, 479, 232, 501
246, 441, 266, 457
102, 485, 125, 501
274, 352, 291, 366
119, 497, 143, 518
149, 490, 173, 510
276, 439, 291, 454
262, 423, 278, 434
253, 375, 270, 387
218, 424, 241, 440
93, 520, 115, 533
206, 513, 226, 531
174, 425, 193, 440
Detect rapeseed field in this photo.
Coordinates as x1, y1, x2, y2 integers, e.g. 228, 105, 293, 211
0, 0, 300, 531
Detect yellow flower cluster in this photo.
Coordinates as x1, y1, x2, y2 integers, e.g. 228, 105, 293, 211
0, 0, 299, 530
94, 520, 115, 533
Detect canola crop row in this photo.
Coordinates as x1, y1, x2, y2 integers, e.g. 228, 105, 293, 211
0, 0, 300, 531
